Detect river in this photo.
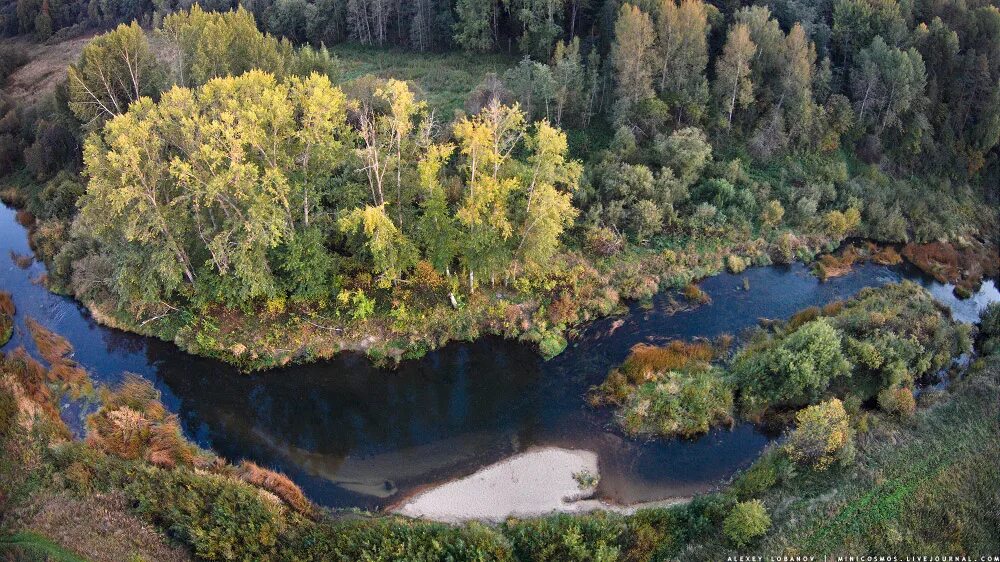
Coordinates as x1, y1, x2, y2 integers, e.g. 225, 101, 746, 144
1, 202, 996, 512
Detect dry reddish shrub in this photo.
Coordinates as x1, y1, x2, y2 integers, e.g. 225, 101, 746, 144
26, 318, 73, 364
787, 307, 820, 331
547, 293, 579, 326
0, 291, 12, 346
0, 291, 14, 316
1, 348, 66, 433
411, 260, 445, 294
237, 460, 312, 515
620, 341, 714, 384
48, 362, 87, 386
88, 376, 199, 467
821, 300, 845, 317
683, 283, 710, 304
902, 241, 961, 283
14, 209, 34, 227
871, 245, 903, 265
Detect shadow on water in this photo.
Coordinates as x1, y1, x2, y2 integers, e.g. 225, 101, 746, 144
2, 202, 996, 510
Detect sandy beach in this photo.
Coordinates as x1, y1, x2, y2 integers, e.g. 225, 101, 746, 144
392, 447, 689, 523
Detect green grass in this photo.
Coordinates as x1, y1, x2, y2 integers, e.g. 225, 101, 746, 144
329, 44, 517, 116
0, 532, 89, 562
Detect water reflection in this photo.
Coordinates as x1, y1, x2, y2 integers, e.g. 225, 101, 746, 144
2, 203, 996, 510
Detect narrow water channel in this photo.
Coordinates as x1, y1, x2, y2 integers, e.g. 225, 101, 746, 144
1, 202, 995, 511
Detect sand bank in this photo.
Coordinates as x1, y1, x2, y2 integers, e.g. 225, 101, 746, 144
392, 447, 688, 523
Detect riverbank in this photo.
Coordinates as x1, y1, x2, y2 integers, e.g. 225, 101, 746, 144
9, 190, 994, 372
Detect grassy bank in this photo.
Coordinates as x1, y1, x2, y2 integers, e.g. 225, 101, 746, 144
2, 298, 999, 560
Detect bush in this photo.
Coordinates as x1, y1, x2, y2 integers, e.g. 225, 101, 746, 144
726, 254, 747, 274
784, 399, 853, 471
877, 386, 916, 417
723, 500, 771, 547
734, 318, 850, 414
0, 291, 13, 346
504, 513, 624, 562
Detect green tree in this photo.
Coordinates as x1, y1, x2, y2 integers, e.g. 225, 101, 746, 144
654, 0, 710, 123
338, 205, 419, 287
80, 71, 353, 308
515, 121, 581, 271
723, 500, 771, 546
162, 5, 292, 87
851, 36, 927, 150
67, 22, 164, 128
550, 38, 584, 126
454, 0, 498, 52
714, 23, 757, 128
784, 398, 853, 470
510, 0, 567, 60
611, 3, 656, 126
734, 318, 851, 413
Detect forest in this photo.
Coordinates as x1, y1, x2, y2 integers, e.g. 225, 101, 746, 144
0, 0, 997, 367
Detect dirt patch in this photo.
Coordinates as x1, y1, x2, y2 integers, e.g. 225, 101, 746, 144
12, 492, 192, 562
1, 34, 94, 102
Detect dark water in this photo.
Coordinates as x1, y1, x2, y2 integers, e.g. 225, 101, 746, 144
2, 203, 995, 511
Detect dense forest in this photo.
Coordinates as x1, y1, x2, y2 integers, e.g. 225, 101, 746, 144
0, 0, 997, 367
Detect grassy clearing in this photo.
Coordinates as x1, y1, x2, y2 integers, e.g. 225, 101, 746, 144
329, 44, 516, 116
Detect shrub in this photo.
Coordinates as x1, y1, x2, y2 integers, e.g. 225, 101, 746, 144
980, 303, 1000, 340
0, 291, 13, 346
236, 460, 312, 515
585, 226, 624, 256
504, 513, 624, 562
620, 367, 734, 438
877, 386, 916, 417
734, 319, 851, 414
784, 399, 852, 470
683, 283, 711, 304
723, 500, 771, 547
726, 254, 747, 274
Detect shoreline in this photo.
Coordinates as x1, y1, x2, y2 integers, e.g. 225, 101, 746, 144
2, 198, 996, 374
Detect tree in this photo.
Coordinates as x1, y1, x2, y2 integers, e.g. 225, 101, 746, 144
851, 37, 927, 151
162, 5, 292, 88
515, 121, 581, 270
80, 71, 354, 309
504, 57, 556, 121
714, 23, 757, 128
338, 205, 418, 287
454, 0, 498, 52
510, 0, 567, 60
611, 3, 656, 126
67, 22, 164, 128
734, 318, 851, 413
415, 143, 460, 274
781, 23, 817, 141
761, 200, 785, 229
452, 100, 526, 290
723, 500, 771, 547
654, 0, 710, 123
654, 126, 711, 187
550, 38, 584, 126
784, 398, 852, 470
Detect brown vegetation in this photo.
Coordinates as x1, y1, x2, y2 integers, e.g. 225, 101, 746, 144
0, 290, 13, 346
9, 492, 192, 562
236, 460, 313, 516
902, 239, 999, 292
26, 318, 73, 364
619, 341, 715, 383
86, 376, 199, 468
